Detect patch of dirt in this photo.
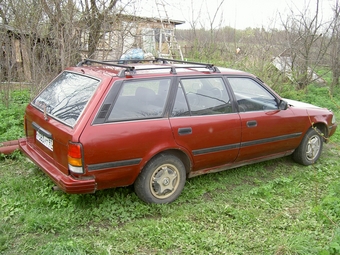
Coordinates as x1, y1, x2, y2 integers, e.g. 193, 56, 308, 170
202, 192, 213, 201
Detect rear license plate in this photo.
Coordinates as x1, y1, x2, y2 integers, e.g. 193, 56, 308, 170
36, 131, 53, 151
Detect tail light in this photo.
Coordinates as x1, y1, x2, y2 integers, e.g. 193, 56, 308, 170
68, 142, 84, 174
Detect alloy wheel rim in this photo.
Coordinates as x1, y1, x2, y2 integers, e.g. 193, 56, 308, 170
306, 135, 321, 161
150, 164, 179, 199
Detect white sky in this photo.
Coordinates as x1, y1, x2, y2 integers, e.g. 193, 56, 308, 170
135, 0, 336, 29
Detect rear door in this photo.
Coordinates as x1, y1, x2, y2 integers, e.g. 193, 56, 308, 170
169, 77, 241, 171
81, 78, 175, 189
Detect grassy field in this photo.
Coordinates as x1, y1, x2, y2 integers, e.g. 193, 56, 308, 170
1, 83, 340, 254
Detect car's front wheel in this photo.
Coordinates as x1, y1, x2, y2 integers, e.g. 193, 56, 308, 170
134, 154, 186, 204
293, 127, 323, 165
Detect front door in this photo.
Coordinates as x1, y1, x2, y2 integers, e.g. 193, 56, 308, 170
226, 77, 305, 162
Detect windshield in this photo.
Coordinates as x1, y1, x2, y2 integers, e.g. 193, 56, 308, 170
33, 71, 100, 127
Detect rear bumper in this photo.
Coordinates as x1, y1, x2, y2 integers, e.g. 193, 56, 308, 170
0, 140, 19, 155
19, 138, 97, 194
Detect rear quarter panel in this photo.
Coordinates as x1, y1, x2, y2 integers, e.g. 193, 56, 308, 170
80, 119, 178, 189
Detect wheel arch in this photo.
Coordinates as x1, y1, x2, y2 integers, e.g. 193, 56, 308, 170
313, 122, 329, 140
147, 149, 192, 175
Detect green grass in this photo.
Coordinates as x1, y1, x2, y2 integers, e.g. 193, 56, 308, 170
0, 89, 30, 142
1, 83, 340, 254
1, 151, 340, 254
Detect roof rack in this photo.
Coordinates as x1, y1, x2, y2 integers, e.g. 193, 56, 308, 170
77, 58, 220, 77
155, 58, 220, 73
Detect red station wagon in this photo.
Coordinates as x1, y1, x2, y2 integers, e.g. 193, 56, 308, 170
19, 58, 337, 204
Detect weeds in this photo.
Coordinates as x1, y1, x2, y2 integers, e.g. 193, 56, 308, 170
0, 89, 30, 142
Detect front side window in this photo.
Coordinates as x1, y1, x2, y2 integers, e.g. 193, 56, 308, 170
107, 78, 171, 121
227, 77, 278, 112
33, 71, 100, 127
172, 77, 232, 116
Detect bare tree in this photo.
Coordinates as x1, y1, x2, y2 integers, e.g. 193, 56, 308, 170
281, 0, 332, 89
179, 0, 203, 37
1, 0, 46, 82
80, 0, 119, 58
330, 0, 340, 94
1, 0, 133, 82
205, 0, 225, 52
41, 0, 84, 70
206, 0, 225, 33
0, 0, 8, 24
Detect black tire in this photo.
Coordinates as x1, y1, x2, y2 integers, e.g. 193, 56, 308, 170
293, 128, 323, 165
134, 154, 186, 204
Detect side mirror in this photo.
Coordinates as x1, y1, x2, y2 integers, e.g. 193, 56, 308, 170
279, 100, 288, 110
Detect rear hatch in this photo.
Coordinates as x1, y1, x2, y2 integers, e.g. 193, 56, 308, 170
24, 71, 101, 174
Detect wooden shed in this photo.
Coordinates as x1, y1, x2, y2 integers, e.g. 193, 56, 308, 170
1, 14, 185, 82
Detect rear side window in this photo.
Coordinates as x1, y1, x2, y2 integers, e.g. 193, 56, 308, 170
107, 79, 171, 121
33, 71, 100, 127
172, 77, 232, 116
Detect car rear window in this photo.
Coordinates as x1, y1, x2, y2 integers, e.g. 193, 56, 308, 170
33, 71, 100, 127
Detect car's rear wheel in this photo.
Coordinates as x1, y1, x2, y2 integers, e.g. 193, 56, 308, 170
293, 127, 323, 165
134, 154, 186, 204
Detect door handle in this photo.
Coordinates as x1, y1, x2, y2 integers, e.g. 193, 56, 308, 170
247, 120, 257, 128
178, 127, 192, 135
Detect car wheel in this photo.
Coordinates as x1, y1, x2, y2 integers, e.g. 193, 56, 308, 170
293, 127, 323, 165
134, 154, 186, 204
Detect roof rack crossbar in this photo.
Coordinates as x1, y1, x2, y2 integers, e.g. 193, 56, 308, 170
155, 58, 220, 73
80, 59, 135, 69
134, 65, 218, 74
79, 59, 136, 77
156, 57, 207, 65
